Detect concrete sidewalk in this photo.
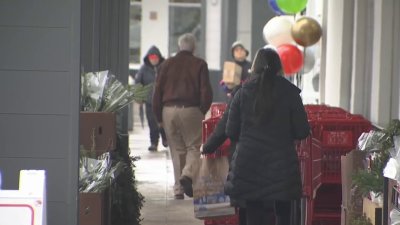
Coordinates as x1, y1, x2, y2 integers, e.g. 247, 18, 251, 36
129, 104, 203, 225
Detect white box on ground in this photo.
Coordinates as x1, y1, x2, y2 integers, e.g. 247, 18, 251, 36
0, 170, 47, 225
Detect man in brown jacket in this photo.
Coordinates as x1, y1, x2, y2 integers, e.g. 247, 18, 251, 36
153, 33, 213, 199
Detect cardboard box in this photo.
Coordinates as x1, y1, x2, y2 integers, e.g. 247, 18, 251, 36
80, 112, 116, 155
79, 192, 109, 225
222, 61, 242, 86
363, 197, 382, 225
341, 150, 365, 225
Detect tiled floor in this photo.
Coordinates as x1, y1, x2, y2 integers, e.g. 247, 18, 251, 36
129, 106, 203, 225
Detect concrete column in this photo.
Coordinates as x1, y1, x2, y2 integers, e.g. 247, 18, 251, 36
141, 0, 169, 58
323, 0, 354, 109
319, 1, 328, 103
370, 0, 395, 126
350, 0, 374, 116
251, 0, 275, 58
220, 0, 238, 63
205, 0, 222, 70
391, 0, 400, 119
237, 0, 252, 58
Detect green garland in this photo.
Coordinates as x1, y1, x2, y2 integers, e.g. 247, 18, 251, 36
350, 214, 373, 225
352, 119, 400, 196
110, 135, 144, 225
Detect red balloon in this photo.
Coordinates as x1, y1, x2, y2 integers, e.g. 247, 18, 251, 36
277, 44, 304, 75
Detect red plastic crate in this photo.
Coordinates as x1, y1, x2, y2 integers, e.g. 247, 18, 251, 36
311, 184, 342, 225
202, 117, 230, 158
302, 184, 342, 225
320, 148, 353, 184
204, 208, 239, 225
305, 104, 348, 114
210, 102, 227, 118
304, 104, 331, 113
296, 136, 322, 199
307, 112, 371, 184
311, 116, 372, 148
204, 214, 239, 225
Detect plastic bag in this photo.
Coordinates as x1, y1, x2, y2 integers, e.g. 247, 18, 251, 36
79, 152, 126, 193
383, 136, 400, 180
193, 156, 235, 219
81, 70, 143, 112
81, 70, 109, 111
357, 130, 388, 152
390, 208, 400, 225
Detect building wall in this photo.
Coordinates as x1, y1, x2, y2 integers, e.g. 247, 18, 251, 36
0, 0, 80, 224
321, 0, 400, 126
81, 0, 130, 135
141, 0, 169, 59
206, 0, 222, 70
250, 0, 275, 59
237, 0, 252, 59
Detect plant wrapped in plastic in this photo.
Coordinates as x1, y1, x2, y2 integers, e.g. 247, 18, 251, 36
79, 152, 126, 193
128, 83, 153, 103
81, 70, 108, 112
81, 70, 152, 112
352, 119, 400, 197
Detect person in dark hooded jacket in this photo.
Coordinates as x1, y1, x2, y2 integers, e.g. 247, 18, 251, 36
135, 46, 167, 151
224, 47, 310, 225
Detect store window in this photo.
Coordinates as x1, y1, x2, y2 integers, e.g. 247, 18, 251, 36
129, 0, 142, 65
169, 1, 202, 56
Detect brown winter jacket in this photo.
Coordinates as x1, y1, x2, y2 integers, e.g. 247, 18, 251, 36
152, 50, 213, 122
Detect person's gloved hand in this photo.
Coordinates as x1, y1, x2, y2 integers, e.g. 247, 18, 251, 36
219, 80, 233, 94
201, 143, 217, 155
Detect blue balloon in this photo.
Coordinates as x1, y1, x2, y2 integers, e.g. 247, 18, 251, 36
268, 0, 285, 15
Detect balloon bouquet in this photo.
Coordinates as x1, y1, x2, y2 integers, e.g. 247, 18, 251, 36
265, 0, 322, 89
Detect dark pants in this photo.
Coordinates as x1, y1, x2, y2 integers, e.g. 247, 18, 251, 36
239, 207, 247, 225
145, 103, 166, 145
246, 200, 299, 225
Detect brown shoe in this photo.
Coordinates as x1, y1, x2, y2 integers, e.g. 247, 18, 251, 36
179, 176, 193, 197
174, 194, 184, 200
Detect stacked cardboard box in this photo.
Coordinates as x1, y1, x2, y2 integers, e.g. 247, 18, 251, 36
79, 112, 116, 225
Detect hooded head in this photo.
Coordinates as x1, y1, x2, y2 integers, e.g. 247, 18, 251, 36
144, 46, 164, 66
231, 41, 249, 61
250, 47, 282, 77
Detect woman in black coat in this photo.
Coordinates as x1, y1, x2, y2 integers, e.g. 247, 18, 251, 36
224, 47, 310, 225
201, 84, 247, 225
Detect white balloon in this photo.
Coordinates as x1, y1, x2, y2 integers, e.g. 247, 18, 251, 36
263, 16, 294, 47
303, 47, 316, 73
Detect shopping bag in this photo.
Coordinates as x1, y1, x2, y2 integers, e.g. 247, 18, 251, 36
193, 156, 235, 219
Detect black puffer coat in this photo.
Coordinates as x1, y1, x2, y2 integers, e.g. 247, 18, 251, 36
224, 76, 310, 201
